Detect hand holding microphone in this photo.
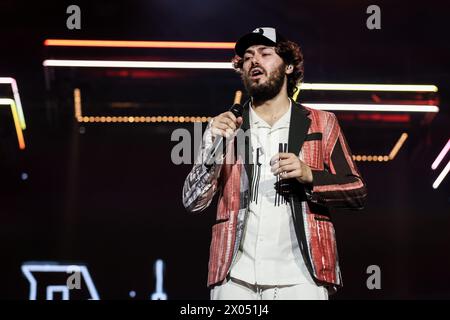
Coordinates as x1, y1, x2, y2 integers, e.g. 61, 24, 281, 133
210, 91, 243, 141
205, 91, 243, 167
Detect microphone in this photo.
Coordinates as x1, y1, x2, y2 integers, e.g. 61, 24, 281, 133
204, 91, 243, 168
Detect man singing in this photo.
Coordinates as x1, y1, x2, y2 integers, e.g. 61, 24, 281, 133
182, 27, 367, 300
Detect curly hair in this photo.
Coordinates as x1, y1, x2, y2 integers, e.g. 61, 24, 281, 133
231, 40, 304, 98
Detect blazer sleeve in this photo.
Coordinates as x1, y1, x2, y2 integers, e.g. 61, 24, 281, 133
182, 120, 223, 213
306, 113, 367, 210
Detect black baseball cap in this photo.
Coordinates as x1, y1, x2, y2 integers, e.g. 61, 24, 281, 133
235, 27, 287, 57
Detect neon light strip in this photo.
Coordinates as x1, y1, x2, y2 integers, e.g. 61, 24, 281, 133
44, 39, 235, 49
74, 88, 82, 118
43, 59, 232, 69
302, 103, 439, 113
389, 133, 408, 160
353, 155, 390, 162
432, 139, 450, 170
0, 77, 26, 129
0, 98, 26, 149
73, 88, 212, 123
432, 160, 450, 189
77, 115, 211, 123
151, 259, 168, 300
352, 133, 408, 162
299, 83, 438, 92
21, 264, 100, 300
46, 286, 69, 300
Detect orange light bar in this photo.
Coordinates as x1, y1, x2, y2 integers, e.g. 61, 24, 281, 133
77, 115, 211, 123
44, 39, 235, 49
353, 155, 390, 162
388, 133, 408, 160
351, 133, 408, 162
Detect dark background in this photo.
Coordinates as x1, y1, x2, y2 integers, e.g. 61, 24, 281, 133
0, 0, 449, 299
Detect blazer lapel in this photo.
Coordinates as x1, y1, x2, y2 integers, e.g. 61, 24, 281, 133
288, 101, 311, 155
239, 99, 253, 185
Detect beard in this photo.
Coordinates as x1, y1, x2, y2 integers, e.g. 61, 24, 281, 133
242, 62, 286, 103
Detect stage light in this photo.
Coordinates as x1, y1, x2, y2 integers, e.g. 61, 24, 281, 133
43, 59, 232, 69
352, 133, 408, 163
298, 83, 438, 92
388, 133, 408, 160
354, 154, 390, 162
432, 161, 450, 189
150, 259, 168, 300
432, 139, 450, 170
44, 39, 235, 49
73, 88, 82, 118
21, 264, 100, 300
302, 103, 439, 113
0, 98, 26, 149
76, 115, 209, 123
0, 77, 26, 129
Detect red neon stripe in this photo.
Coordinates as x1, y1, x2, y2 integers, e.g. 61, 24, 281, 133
44, 39, 235, 49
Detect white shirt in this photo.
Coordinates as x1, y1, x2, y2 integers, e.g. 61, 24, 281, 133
230, 99, 314, 286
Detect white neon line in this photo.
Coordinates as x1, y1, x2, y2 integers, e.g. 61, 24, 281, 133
432, 160, 450, 189
432, 139, 450, 170
21, 265, 37, 300
39, 64, 440, 94
43, 59, 233, 69
80, 267, 100, 300
21, 264, 100, 300
302, 103, 439, 113
151, 259, 167, 300
0, 77, 26, 129
299, 83, 438, 92
47, 286, 69, 300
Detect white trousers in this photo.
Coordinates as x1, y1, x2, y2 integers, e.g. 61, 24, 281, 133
210, 277, 329, 300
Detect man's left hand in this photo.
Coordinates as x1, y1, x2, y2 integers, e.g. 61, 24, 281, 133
270, 152, 313, 184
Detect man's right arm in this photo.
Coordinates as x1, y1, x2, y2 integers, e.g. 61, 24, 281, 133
182, 120, 223, 213
182, 111, 243, 213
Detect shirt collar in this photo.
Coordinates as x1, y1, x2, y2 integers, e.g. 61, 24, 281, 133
249, 98, 292, 129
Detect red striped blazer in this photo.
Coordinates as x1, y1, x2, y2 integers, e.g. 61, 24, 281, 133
183, 100, 367, 294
